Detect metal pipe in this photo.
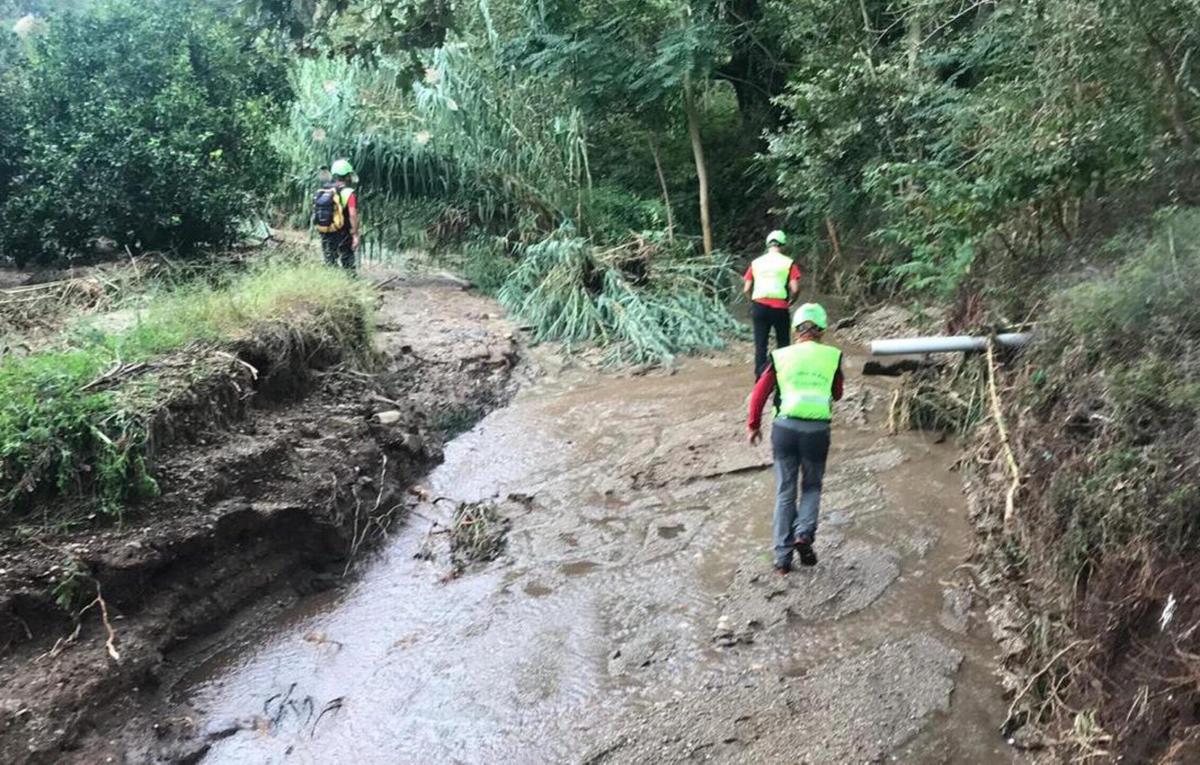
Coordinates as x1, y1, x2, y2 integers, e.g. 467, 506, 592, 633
869, 333, 1030, 356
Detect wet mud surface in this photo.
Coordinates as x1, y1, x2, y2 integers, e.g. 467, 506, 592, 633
0, 274, 517, 763
150, 336, 1024, 764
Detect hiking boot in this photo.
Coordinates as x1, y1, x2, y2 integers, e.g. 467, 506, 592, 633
794, 535, 818, 567
773, 561, 792, 576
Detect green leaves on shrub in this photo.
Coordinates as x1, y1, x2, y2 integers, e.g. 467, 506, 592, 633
0, 0, 287, 265
1035, 210, 1200, 572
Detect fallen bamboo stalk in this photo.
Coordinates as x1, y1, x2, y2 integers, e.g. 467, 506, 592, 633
986, 339, 1022, 525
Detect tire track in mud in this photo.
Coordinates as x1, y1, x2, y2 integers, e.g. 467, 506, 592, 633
159, 344, 1024, 764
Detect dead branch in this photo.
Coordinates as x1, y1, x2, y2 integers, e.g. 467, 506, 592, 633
214, 350, 259, 380
1005, 639, 1088, 726
343, 455, 388, 577
80, 362, 149, 392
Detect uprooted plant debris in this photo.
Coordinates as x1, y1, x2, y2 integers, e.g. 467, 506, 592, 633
886, 354, 989, 439
449, 500, 512, 572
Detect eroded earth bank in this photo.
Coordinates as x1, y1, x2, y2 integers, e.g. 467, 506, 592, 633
96, 303, 1026, 763
0, 275, 518, 764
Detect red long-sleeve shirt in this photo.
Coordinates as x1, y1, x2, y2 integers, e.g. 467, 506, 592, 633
748, 358, 845, 431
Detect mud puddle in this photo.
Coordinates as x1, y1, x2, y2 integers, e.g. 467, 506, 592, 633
167, 340, 1021, 764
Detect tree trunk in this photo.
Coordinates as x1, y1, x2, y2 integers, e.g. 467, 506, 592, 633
824, 217, 844, 294
714, 0, 782, 131
649, 134, 675, 243
684, 81, 713, 256
905, 3, 922, 72
1143, 27, 1195, 152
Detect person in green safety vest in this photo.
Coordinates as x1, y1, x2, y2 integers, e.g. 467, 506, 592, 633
746, 302, 845, 573
743, 230, 802, 379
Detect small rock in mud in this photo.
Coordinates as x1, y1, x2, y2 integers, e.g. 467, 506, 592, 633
400, 431, 424, 453
372, 410, 403, 425
939, 585, 973, 634
712, 614, 754, 647
1007, 724, 1050, 750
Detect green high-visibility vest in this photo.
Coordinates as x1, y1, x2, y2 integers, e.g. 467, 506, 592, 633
772, 341, 842, 421
750, 251, 794, 301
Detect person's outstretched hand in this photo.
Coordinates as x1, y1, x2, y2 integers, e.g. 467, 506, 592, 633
748, 427, 762, 446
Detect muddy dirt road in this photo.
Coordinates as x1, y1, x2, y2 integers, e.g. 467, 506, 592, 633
160, 336, 1020, 764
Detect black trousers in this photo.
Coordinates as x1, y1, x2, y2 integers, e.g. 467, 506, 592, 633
322, 230, 355, 270
752, 301, 791, 378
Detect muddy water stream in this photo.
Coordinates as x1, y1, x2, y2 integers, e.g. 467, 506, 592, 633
176, 340, 1020, 764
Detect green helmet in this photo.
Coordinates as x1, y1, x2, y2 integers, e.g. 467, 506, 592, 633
792, 302, 828, 330
331, 158, 354, 177
766, 230, 787, 247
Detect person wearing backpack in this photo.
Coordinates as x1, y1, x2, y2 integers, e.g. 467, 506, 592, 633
743, 230, 801, 379
314, 159, 360, 270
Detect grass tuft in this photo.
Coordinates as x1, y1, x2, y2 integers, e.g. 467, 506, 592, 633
0, 254, 374, 518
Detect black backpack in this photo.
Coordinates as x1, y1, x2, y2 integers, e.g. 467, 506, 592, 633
312, 184, 344, 233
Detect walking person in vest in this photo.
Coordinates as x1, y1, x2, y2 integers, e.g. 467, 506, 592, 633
314, 158, 360, 270
743, 230, 801, 379
747, 303, 844, 573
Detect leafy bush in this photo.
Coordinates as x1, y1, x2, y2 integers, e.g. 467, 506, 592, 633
456, 236, 516, 295
768, 1, 1197, 298
1030, 209, 1200, 573
0, 29, 23, 200
0, 0, 287, 266
585, 185, 670, 242
1054, 215, 1200, 365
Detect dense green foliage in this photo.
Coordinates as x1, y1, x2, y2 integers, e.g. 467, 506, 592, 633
0, 258, 373, 515
259, 0, 1200, 307
0, 0, 287, 266
6, 0, 1198, 297
2, 0, 1200, 754
768, 1, 1200, 297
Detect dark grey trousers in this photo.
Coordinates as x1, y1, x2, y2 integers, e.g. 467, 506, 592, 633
771, 419, 831, 566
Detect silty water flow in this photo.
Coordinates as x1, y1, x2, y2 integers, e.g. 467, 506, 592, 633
174, 340, 1021, 764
